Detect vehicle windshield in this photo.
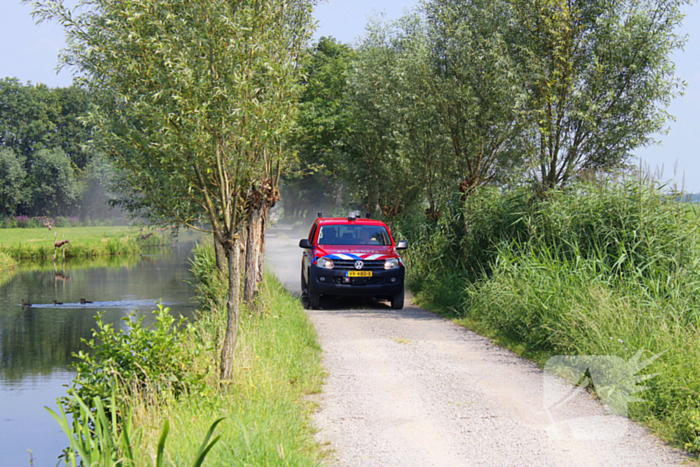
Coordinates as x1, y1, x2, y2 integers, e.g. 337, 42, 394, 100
317, 225, 392, 246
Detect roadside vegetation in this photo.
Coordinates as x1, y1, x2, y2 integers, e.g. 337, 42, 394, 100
0, 226, 168, 261
394, 180, 700, 452
277, 0, 700, 454
51, 244, 324, 466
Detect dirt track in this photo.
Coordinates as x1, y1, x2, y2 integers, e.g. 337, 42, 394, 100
266, 232, 687, 466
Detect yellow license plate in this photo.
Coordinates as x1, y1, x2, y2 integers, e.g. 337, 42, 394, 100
347, 271, 373, 277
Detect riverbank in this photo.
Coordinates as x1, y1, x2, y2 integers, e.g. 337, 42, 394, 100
0, 243, 200, 466
0, 226, 169, 261
0, 253, 17, 272
0, 253, 18, 288
52, 243, 325, 465
398, 180, 700, 454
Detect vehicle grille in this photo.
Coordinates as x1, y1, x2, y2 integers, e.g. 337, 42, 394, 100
332, 259, 385, 271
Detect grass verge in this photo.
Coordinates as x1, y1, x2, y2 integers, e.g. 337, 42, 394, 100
0, 226, 169, 261
132, 274, 324, 465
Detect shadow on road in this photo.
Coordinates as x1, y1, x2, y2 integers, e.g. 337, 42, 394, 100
300, 294, 393, 311
298, 293, 454, 326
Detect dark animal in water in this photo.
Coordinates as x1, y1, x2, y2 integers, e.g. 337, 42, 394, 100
21, 300, 32, 307
53, 300, 63, 305
54, 240, 70, 248
139, 233, 153, 240
79, 298, 93, 304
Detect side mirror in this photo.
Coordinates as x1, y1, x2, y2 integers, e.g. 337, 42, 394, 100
396, 240, 408, 250
299, 239, 313, 249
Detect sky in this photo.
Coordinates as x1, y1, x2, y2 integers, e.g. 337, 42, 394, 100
2, 0, 699, 190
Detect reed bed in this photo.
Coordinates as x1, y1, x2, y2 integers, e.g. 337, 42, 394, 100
397, 180, 700, 452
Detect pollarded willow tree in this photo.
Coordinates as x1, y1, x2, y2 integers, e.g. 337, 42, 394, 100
424, 0, 527, 195
27, 0, 314, 379
344, 17, 423, 218
511, 0, 688, 188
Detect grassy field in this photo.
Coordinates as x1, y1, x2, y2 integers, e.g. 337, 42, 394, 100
0, 226, 169, 260
52, 244, 326, 466
398, 180, 700, 454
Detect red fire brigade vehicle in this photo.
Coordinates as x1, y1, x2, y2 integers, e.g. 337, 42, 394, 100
299, 214, 408, 310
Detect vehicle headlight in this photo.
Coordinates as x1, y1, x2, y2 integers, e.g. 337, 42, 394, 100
384, 258, 399, 270
317, 257, 334, 269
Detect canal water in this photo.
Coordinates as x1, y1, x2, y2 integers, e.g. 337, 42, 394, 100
0, 243, 198, 467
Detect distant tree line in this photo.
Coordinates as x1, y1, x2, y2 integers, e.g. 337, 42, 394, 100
285, 0, 687, 220
0, 77, 113, 219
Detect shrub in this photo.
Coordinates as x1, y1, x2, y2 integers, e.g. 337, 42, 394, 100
63, 306, 205, 424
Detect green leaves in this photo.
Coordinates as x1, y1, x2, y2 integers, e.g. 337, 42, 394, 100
48, 390, 226, 467
0, 148, 25, 216
64, 305, 204, 426
27, 0, 313, 238
510, 0, 687, 187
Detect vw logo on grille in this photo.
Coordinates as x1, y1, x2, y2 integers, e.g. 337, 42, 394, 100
354, 260, 364, 270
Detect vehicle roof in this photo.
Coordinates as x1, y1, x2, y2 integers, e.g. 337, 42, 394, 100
316, 217, 388, 227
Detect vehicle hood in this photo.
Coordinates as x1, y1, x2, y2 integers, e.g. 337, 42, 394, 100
313, 245, 400, 261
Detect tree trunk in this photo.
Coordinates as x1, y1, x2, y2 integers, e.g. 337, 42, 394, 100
244, 206, 263, 304
214, 233, 226, 273
238, 231, 247, 287
220, 236, 241, 381
256, 210, 266, 284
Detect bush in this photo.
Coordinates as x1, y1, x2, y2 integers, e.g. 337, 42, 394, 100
63, 306, 205, 424
54, 216, 81, 228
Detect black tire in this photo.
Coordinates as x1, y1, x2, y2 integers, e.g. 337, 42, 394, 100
391, 288, 404, 310
309, 290, 321, 309
301, 268, 308, 295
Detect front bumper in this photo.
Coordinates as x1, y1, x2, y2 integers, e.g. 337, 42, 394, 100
309, 264, 404, 296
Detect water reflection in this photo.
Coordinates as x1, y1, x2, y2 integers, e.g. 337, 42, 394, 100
0, 243, 197, 466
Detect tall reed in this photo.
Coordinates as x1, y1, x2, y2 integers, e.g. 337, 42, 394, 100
398, 179, 700, 452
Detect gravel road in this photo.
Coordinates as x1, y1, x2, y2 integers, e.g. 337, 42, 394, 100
266, 232, 688, 467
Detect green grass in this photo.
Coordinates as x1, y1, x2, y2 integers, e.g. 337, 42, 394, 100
0, 226, 169, 261
0, 252, 18, 288
130, 250, 325, 466
399, 180, 700, 454
0, 252, 17, 272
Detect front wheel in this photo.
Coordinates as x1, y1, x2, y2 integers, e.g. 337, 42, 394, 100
390, 288, 404, 310
308, 290, 321, 309
301, 268, 308, 295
